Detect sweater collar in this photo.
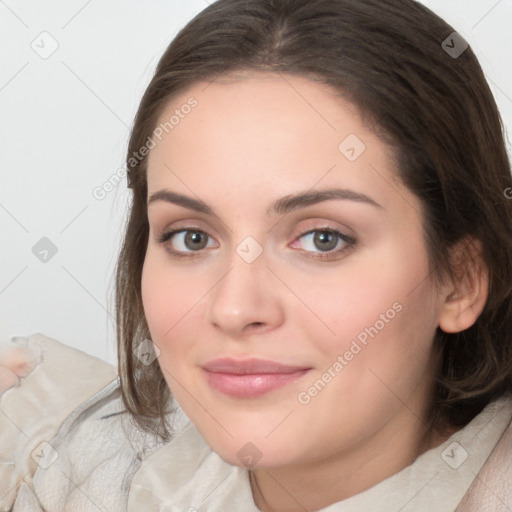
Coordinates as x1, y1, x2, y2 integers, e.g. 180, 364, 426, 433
128, 396, 512, 511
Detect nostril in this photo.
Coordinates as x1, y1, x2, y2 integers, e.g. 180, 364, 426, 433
249, 322, 265, 331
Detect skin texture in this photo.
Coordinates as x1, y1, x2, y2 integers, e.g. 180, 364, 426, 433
141, 72, 488, 511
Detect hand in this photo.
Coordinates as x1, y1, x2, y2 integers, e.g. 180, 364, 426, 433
0, 339, 42, 396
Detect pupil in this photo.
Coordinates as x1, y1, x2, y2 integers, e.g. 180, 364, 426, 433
185, 231, 207, 250
315, 231, 337, 251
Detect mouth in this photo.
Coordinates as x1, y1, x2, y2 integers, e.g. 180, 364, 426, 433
202, 357, 312, 398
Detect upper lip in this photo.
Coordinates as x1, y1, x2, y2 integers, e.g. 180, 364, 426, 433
202, 357, 311, 375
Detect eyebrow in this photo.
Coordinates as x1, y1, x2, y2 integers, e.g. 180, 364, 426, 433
147, 188, 384, 215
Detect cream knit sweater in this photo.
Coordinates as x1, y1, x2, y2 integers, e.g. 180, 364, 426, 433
1, 333, 511, 511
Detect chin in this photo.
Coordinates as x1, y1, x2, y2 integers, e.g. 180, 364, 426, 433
205, 433, 298, 470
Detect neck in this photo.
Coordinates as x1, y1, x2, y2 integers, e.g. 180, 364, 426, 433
249, 405, 454, 512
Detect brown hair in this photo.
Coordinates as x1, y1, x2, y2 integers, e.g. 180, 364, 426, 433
115, 0, 512, 440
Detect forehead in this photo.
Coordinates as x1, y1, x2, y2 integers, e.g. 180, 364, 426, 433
150, 72, 368, 162
145, 72, 417, 217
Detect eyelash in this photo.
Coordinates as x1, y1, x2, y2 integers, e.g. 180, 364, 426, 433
156, 227, 356, 261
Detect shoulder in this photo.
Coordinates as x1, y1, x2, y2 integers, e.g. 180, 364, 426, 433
0, 333, 117, 510
11, 341, 189, 512
21, 381, 149, 511
457, 395, 512, 511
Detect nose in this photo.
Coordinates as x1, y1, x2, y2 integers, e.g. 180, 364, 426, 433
206, 251, 285, 338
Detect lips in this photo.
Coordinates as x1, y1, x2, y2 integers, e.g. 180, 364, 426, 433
202, 357, 312, 398
203, 357, 310, 374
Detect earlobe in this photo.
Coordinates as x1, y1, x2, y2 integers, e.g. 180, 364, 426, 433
437, 238, 489, 334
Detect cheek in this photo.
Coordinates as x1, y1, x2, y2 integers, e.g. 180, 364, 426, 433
302, 238, 439, 402
141, 253, 169, 336
141, 253, 199, 398
292, 241, 432, 357
141, 249, 201, 343
141, 247, 221, 393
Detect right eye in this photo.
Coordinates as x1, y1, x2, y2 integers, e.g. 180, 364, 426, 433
157, 228, 217, 257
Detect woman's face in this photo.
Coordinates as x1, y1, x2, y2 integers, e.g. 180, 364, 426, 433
141, 72, 447, 470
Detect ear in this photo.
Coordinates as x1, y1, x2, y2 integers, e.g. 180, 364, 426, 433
438, 237, 489, 334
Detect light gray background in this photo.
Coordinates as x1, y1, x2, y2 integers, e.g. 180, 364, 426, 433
1, 0, 511, 365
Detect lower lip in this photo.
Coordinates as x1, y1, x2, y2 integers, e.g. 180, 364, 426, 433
203, 369, 311, 398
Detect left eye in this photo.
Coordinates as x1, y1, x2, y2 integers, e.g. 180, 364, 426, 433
293, 229, 355, 255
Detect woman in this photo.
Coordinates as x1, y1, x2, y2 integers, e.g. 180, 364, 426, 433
2, 0, 512, 510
